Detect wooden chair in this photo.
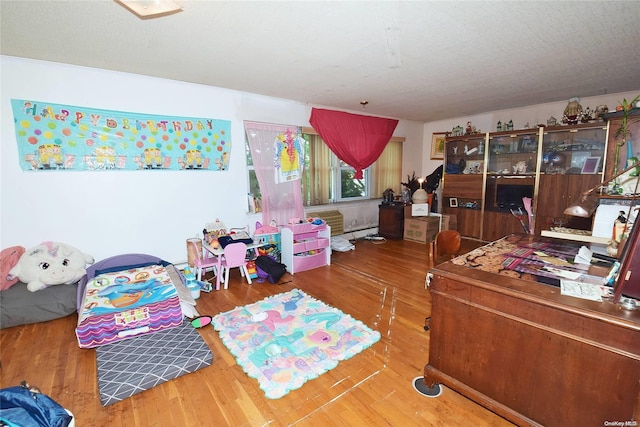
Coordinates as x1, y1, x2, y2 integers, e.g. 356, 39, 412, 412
425, 230, 461, 331
430, 230, 461, 264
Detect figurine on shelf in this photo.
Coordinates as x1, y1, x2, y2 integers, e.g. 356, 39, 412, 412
451, 125, 464, 136
547, 116, 558, 126
496, 121, 502, 132
513, 161, 527, 174
594, 105, 608, 120
562, 97, 583, 125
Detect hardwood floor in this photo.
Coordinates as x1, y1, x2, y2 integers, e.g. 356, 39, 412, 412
0, 237, 514, 426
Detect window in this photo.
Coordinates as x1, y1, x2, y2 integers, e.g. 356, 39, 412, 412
246, 128, 403, 208
337, 159, 368, 201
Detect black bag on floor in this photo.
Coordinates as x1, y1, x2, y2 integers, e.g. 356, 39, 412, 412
255, 255, 287, 284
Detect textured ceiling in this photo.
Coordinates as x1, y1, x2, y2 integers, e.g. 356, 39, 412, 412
2, 1, 640, 122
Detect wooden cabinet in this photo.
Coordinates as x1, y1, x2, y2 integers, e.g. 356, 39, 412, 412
535, 173, 600, 234
482, 210, 528, 242
425, 236, 640, 426
533, 124, 607, 235
442, 174, 483, 200
281, 223, 331, 274
451, 208, 481, 239
442, 123, 611, 240
442, 175, 484, 240
378, 204, 406, 240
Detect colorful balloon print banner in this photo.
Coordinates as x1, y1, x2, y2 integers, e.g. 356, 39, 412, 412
11, 99, 231, 171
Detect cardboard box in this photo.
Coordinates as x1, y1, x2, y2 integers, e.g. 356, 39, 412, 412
440, 213, 457, 231
404, 217, 440, 244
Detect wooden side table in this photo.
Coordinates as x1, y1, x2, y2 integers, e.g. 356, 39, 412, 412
378, 204, 407, 239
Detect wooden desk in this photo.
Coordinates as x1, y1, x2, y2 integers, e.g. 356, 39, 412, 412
424, 234, 640, 426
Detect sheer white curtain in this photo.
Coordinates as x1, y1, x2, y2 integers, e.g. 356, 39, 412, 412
244, 121, 304, 227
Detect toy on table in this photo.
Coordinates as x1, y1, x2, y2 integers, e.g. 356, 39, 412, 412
204, 218, 228, 249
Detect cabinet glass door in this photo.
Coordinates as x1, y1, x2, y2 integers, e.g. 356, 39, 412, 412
487, 130, 538, 176
444, 134, 487, 175
541, 124, 606, 175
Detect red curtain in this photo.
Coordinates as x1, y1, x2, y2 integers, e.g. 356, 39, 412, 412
309, 108, 399, 179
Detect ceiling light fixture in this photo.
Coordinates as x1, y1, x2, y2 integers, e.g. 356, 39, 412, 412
115, 0, 183, 19
360, 101, 369, 108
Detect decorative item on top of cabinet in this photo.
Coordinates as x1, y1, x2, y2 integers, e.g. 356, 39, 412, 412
563, 97, 583, 125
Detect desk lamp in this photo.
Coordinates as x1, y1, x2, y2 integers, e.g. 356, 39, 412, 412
563, 161, 640, 217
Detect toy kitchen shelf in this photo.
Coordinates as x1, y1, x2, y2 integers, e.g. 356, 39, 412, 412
280, 222, 331, 274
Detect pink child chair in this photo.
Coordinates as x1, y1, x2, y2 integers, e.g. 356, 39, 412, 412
189, 240, 219, 282
217, 242, 251, 290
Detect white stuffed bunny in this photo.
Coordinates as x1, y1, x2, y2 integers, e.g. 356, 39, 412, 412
9, 241, 94, 292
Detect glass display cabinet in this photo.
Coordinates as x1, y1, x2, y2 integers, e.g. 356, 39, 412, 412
534, 123, 607, 235
442, 133, 487, 239
444, 134, 486, 176
540, 124, 606, 176
482, 130, 538, 241
487, 130, 539, 176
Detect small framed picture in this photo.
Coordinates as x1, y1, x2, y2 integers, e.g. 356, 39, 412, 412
449, 197, 458, 208
430, 132, 447, 160
581, 156, 601, 174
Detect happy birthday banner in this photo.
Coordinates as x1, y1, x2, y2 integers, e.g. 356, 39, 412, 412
11, 99, 231, 171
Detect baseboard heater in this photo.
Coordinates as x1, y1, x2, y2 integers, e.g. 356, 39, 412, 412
311, 210, 344, 236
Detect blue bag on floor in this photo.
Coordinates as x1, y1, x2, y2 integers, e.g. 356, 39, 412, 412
0, 381, 72, 427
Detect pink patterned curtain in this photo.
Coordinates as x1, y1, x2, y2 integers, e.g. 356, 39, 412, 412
244, 121, 305, 227
309, 108, 399, 179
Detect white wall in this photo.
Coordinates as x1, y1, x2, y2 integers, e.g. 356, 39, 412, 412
0, 56, 423, 263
